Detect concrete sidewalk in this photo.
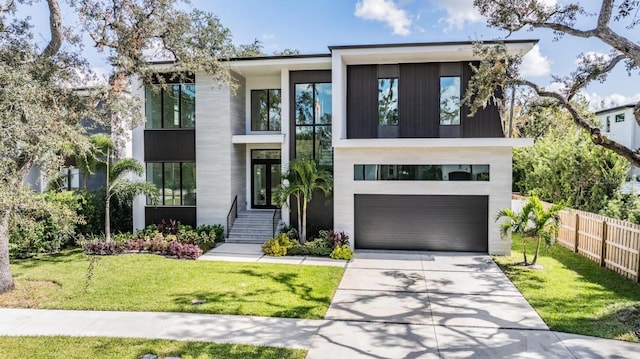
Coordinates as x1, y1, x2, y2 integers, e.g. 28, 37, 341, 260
199, 243, 348, 267
0, 308, 324, 350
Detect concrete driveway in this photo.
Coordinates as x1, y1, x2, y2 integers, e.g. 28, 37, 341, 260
307, 250, 574, 358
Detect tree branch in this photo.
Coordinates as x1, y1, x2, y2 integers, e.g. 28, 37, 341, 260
536, 22, 597, 38
597, 0, 615, 29
567, 54, 626, 100
41, 0, 63, 59
520, 79, 640, 166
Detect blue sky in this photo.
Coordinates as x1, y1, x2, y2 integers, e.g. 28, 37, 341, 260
27, 0, 640, 108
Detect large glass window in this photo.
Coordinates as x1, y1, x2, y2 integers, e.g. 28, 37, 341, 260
378, 78, 398, 126
251, 89, 281, 131
145, 83, 196, 129
146, 162, 196, 205
354, 164, 490, 181
440, 76, 461, 125
295, 83, 332, 170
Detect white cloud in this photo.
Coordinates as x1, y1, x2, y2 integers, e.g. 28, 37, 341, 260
354, 0, 412, 36
544, 81, 566, 93
520, 45, 552, 78
262, 33, 275, 40
433, 0, 483, 30
583, 92, 640, 111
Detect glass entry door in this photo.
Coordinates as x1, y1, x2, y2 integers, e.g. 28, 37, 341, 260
251, 150, 281, 209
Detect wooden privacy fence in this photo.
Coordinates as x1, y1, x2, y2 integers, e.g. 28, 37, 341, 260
512, 194, 640, 282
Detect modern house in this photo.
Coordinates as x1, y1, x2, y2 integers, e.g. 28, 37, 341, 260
131, 40, 536, 255
597, 104, 640, 179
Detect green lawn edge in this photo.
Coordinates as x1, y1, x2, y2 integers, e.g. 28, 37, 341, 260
494, 235, 640, 342
0, 336, 306, 359
2, 250, 344, 320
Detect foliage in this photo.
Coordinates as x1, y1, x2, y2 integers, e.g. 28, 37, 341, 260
0, 336, 307, 359
156, 218, 179, 235
4, 250, 344, 319
496, 196, 563, 266
9, 191, 83, 259
601, 193, 640, 225
495, 234, 640, 342
82, 237, 201, 260
279, 224, 300, 241
330, 245, 354, 260
513, 117, 629, 213
285, 229, 352, 258
0, 0, 242, 294
471, 0, 640, 167
262, 233, 295, 257
77, 189, 132, 235
327, 230, 350, 248
274, 159, 333, 243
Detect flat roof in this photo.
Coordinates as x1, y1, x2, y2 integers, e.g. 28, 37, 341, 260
328, 39, 539, 50
595, 104, 636, 115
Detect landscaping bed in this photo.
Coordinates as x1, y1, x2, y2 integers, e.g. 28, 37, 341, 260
262, 228, 354, 260
494, 234, 640, 342
0, 336, 305, 359
2, 250, 344, 319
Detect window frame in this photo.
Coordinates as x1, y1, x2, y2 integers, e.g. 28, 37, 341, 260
294, 82, 333, 170
146, 162, 196, 206
378, 77, 399, 126
439, 76, 462, 126
615, 113, 625, 123
251, 89, 282, 132
145, 82, 196, 129
354, 164, 490, 181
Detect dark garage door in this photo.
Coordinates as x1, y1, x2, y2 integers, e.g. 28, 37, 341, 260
354, 194, 488, 252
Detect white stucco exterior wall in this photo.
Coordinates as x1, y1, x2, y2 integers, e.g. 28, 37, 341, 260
333, 146, 513, 255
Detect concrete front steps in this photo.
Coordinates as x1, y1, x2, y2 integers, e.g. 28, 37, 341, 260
226, 210, 279, 244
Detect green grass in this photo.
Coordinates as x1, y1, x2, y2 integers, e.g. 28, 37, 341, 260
0, 336, 306, 359
1, 250, 343, 319
494, 235, 640, 342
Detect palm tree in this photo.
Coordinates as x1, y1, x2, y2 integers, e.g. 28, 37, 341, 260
274, 159, 332, 243
496, 196, 563, 266
105, 156, 157, 241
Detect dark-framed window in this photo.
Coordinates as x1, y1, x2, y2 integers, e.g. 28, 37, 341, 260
145, 83, 196, 129
251, 89, 281, 131
294, 83, 332, 171
615, 113, 625, 123
354, 164, 490, 181
378, 78, 398, 126
440, 76, 461, 125
606, 116, 611, 132
146, 162, 196, 205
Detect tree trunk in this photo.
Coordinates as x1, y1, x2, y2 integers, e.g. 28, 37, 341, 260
296, 196, 303, 243
0, 211, 15, 294
105, 197, 111, 242
301, 200, 308, 244
531, 236, 542, 265
521, 235, 529, 265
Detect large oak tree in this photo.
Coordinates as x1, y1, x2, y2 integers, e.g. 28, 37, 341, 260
0, 0, 237, 294
469, 0, 640, 166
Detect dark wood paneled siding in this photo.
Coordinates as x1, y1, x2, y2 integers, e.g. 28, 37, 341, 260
144, 129, 195, 162
347, 65, 378, 139
461, 62, 505, 138
398, 63, 440, 138
145, 206, 197, 227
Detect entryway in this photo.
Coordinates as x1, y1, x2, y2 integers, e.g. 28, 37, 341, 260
251, 150, 281, 209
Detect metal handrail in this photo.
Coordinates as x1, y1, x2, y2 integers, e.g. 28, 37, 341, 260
272, 208, 281, 238
226, 195, 238, 238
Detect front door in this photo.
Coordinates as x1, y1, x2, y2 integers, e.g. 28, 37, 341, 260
251, 150, 281, 209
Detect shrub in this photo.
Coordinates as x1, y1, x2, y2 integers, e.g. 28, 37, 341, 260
196, 224, 225, 243
279, 224, 299, 241
82, 239, 126, 255
78, 189, 132, 235
167, 241, 202, 260
330, 245, 354, 260
156, 218, 179, 235
9, 190, 83, 258
328, 230, 350, 248
262, 233, 294, 256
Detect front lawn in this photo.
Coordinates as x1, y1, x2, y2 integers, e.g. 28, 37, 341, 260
1, 250, 343, 319
494, 235, 640, 342
0, 336, 305, 359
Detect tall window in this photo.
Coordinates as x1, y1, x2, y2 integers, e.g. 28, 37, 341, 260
378, 78, 398, 126
295, 83, 332, 170
145, 83, 196, 128
440, 76, 461, 125
146, 162, 196, 206
606, 116, 611, 132
251, 89, 281, 131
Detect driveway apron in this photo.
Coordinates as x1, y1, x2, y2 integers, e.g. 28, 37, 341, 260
307, 250, 575, 359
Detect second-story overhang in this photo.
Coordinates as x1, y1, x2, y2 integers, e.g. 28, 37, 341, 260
330, 39, 538, 65
229, 55, 332, 77
333, 137, 533, 149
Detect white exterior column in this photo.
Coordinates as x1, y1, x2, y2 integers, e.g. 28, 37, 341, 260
280, 68, 291, 225
130, 76, 146, 231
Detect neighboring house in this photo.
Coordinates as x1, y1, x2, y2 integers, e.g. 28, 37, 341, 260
131, 40, 536, 255
596, 104, 640, 179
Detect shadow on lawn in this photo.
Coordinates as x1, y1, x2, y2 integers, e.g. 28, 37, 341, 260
12, 249, 83, 269
171, 269, 332, 319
